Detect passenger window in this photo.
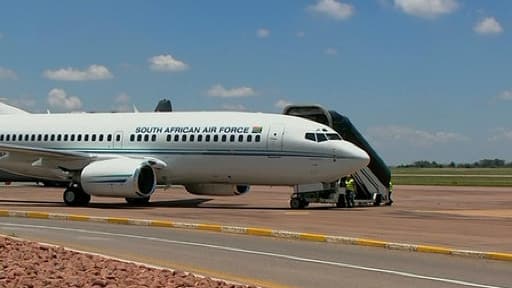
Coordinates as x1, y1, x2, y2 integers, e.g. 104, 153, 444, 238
190, 135, 195, 142
25, 135, 29, 141
77, 134, 82, 142
316, 133, 327, 142
70, 135, 75, 141
57, 135, 62, 141
205, 135, 211, 142
197, 135, 203, 142
151, 135, 156, 142
0, 135, 3, 141
305, 133, 316, 142
213, 135, 219, 142
182, 135, 187, 142
144, 134, 149, 142
44, 135, 48, 141
31, 135, 35, 141
92, 134, 96, 142
107, 134, 112, 142
130, 135, 135, 142
221, 135, 227, 142
116, 135, 121, 142
255, 135, 261, 142
326, 133, 341, 140
238, 135, 243, 142
12, 135, 16, 141
50, 135, 55, 141
166, 134, 172, 142
99, 135, 104, 141
174, 135, 179, 142
64, 135, 68, 141
84, 134, 89, 141
230, 135, 235, 142
137, 134, 142, 142
247, 135, 252, 142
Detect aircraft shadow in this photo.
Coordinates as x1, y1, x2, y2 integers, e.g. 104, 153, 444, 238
0, 198, 345, 210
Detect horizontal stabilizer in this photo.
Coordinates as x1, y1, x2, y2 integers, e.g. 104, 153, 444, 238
0, 102, 30, 115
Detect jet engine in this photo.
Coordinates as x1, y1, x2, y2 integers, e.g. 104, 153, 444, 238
80, 158, 156, 198
185, 184, 250, 196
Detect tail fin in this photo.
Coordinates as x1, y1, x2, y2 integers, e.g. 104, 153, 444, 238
0, 102, 30, 115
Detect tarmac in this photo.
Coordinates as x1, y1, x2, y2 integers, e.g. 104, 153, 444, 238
2, 217, 511, 288
0, 184, 511, 253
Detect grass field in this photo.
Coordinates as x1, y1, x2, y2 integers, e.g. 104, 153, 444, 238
391, 168, 512, 186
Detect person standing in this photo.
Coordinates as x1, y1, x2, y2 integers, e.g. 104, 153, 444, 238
387, 181, 394, 205
345, 175, 356, 208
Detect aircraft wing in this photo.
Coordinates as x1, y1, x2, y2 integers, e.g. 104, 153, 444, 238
0, 143, 166, 180
0, 143, 92, 161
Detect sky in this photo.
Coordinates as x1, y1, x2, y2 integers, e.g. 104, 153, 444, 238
0, 0, 511, 165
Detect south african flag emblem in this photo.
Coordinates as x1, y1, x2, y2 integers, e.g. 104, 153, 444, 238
252, 126, 263, 133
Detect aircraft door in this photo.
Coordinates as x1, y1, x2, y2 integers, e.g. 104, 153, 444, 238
267, 124, 284, 151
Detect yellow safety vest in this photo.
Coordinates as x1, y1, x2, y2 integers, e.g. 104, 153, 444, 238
345, 178, 355, 191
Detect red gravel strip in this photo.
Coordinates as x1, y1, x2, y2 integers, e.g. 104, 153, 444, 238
0, 236, 257, 288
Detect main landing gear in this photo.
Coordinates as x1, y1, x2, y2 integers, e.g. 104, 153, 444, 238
63, 184, 91, 206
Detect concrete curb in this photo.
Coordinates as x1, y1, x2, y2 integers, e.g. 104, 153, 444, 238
1, 209, 511, 262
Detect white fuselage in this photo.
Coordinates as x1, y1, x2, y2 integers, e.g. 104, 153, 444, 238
0, 111, 369, 185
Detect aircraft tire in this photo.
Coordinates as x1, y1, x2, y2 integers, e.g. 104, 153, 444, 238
63, 187, 90, 206
290, 198, 306, 209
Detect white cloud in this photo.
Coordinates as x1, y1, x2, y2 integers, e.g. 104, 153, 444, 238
47, 88, 82, 111
367, 125, 468, 147
325, 48, 337, 55
113, 92, 132, 112
149, 54, 188, 72
394, 0, 458, 18
275, 99, 293, 109
308, 0, 354, 21
296, 31, 305, 38
207, 84, 256, 98
221, 104, 247, 111
0, 67, 18, 80
497, 90, 512, 101
474, 17, 503, 35
257, 28, 270, 38
43, 65, 113, 81
489, 128, 512, 142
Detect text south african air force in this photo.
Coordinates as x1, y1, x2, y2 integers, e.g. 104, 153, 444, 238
135, 126, 263, 134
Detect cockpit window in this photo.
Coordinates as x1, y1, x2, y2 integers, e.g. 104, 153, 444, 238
305, 133, 316, 142
316, 133, 327, 142
326, 133, 342, 140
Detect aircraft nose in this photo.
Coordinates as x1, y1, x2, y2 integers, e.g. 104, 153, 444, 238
338, 142, 370, 167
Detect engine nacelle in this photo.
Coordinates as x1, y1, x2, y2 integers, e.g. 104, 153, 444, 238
185, 184, 250, 196
80, 158, 156, 198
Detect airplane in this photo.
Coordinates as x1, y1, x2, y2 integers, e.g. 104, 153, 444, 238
0, 102, 370, 206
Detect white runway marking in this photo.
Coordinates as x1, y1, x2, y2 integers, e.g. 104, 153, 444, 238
0, 221, 507, 288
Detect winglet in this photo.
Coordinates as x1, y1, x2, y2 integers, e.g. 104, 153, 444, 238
0, 102, 30, 115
